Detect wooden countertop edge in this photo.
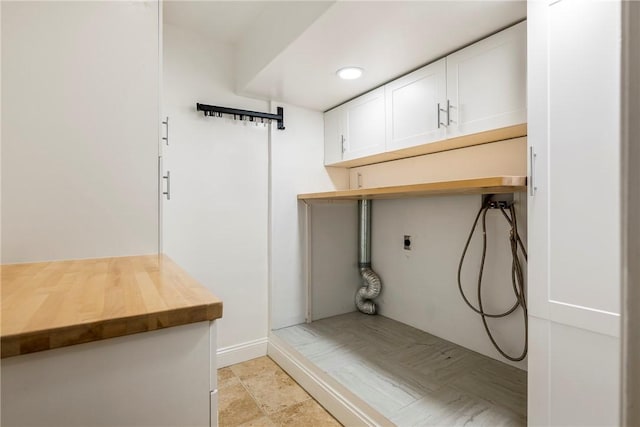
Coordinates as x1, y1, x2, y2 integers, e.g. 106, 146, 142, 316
1, 301, 223, 359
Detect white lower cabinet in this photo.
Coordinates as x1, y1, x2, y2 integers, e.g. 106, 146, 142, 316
1, 322, 213, 427
210, 390, 219, 427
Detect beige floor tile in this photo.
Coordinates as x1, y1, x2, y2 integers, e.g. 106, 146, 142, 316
219, 367, 240, 389
270, 399, 341, 427
219, 383, 265, 426
237, 416, 276, 427
242, 369, 311, 414
231, 356, 281, 380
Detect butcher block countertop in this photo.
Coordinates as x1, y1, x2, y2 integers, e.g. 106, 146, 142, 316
1, 255, 223, 358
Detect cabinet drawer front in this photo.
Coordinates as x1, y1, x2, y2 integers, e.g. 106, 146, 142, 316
446, 21, 527, 138
385, 59, 447, 151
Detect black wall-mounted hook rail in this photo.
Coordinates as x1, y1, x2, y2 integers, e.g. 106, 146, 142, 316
196, 103, 285, 130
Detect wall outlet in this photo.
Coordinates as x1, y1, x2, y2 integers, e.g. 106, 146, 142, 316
404, 235, 412, 250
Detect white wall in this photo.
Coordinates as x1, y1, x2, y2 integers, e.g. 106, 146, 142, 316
1, 1, 159, 263
162, 24, 269, 365
310, 202, 361, 322
269, 102, 349, 330
369, 194, 528, 369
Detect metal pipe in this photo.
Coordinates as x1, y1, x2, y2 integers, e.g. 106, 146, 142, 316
358, 200, 372, 268
355, 200, 382, 315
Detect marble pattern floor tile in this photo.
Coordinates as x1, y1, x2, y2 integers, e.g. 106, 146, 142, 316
274, 312, 526, 426
241, 369, 311, 414
218, 356, 342, 427
270, 399, 342, 427
218, 383, 264, 426
219, 367, 241, 389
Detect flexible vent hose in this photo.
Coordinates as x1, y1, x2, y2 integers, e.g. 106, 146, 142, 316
458, 201, 528, 361
356, 267, 382, 314
355, 200, 382, 314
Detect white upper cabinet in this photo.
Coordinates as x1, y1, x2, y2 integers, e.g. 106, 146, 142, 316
342, 87, 386, 161
385, 59, 447, 151
324, 87, 385, 165
446, 21, 527, 139
323, 21, 526, 166
324, 107, 343, 165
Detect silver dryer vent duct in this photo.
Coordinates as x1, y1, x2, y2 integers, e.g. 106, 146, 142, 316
356, 200, 382, 314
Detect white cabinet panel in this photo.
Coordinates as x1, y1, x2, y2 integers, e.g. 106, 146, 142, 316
1, 323, 212, 427
324, 107, 343, 165
529, 317, 620, 426
527, 0, 622, 425
210, 321, 217, 391
1, 1, 159, 263
547, 0, 621, 314
385, 59, 446, 150
210, 390, 219, 427
446, 21, 526, 138
342, 87, 386, 161
528, 0, 621, 333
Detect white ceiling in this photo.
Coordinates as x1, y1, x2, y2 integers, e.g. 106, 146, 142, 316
164, 1, 526, 112
163, 1, 270, 45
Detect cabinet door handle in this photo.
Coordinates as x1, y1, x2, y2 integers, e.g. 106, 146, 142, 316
163, 171, 171, 200
529, 146, 536, 196
162, 117, 169, 146
341, 135, 346, 153
438, 103, 448, 128
446, 100, 452, 126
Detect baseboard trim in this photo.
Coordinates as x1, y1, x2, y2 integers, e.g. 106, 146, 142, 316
217, 337, 268, 368
267, 333, 393, 427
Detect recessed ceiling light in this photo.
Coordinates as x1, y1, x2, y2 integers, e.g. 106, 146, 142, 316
336, 67, 363, 80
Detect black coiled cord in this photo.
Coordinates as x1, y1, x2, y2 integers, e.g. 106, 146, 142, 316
457, 201, 528, 361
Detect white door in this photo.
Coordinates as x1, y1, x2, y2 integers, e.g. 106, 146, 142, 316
527, 1, 621, 425
446, 21, 526, 139
342, 87, 386, 161
385, 59, 447, 151
323, 107, 343, 166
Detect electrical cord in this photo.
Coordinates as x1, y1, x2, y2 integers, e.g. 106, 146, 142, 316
457, 200, 528, 361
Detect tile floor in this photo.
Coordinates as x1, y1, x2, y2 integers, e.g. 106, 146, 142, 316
218, 356, 342, 427
274, 312, 526, 426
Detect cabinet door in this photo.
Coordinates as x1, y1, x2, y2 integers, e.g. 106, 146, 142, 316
324, 107, 343, 166
385, 59, 447, 151
527, 1, 621, 425
1, 1, 159, 262
342, 87, 386, 161
446, 21, 526, 138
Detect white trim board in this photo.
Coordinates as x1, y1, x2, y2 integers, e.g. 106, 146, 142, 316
217, 338, 268, 368
267, 333, 394, 427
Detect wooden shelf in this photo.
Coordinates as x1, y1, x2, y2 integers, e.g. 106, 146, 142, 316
298, 176, 527, 201
327, 124, 527, 168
